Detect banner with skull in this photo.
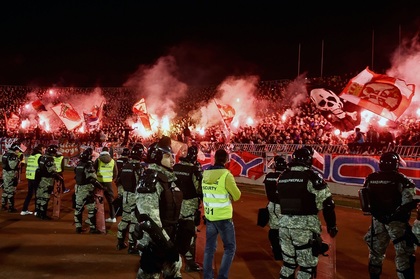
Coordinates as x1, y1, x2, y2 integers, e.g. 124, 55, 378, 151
310, 88, 361, 132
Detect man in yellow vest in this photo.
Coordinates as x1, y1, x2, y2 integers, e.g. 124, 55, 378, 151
94, 146, 118, 223
21, 144, 44, 215
202, 148, 241, 279
54, 150, 70, 194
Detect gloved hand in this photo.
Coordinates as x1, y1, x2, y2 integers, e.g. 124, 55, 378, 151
327, 226, 338, 238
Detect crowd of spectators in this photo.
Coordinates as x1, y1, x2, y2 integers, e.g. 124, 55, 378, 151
1, 74, 420, 156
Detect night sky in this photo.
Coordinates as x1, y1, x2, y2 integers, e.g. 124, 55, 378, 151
1, 1, 420, 87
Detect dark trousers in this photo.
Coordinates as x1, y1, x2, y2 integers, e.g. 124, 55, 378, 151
22, 179, 38, 211
101, 181, 115, 219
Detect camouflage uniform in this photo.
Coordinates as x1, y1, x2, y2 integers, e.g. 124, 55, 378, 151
136, 163, 183, 279
363, 169, 416, 279
277, 164, 336, 279
117, 158, 144, 252
74, 159, 100, 232
173, 160, 203, 270
35, 153, 58, 219
1, 148, 21, 211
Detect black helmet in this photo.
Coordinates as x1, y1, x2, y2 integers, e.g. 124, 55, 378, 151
303, 145, 315, 156
79, 150, 92, 162
147, 136, 173, 165
184, 146, 198, 162
10, 143, 23, 152
46, 144, 58, 156
273, 156, 287, 171
292, 147, 313, 167
130, 144, 145, 160
121, 147, 130, 157
379, 152, 399, 171
84, 147, 93, 155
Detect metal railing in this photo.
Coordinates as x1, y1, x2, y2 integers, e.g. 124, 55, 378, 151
204, 143, 420, 159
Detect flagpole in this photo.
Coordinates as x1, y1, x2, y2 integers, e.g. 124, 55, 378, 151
398, 24, 401, 65
297, 43, 301, 76
320, 39, 324, 78
371, 29, 375, 70
4, 112, 8, 131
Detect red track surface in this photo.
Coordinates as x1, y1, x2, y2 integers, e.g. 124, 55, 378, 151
0, 171, 418, 279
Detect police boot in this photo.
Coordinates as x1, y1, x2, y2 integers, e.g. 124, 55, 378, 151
185, 260, 202, 272
40, 204, 52, 220
127, 242, 138, 254
1, 197, 7, 211
116, 238, 128, 250
8, 197, 18, 213
185, 239, 202, 272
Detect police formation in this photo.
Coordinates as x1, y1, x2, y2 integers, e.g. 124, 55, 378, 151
3, 139, 420, 279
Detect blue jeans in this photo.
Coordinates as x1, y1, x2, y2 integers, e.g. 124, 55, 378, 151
203, 219, 236, 279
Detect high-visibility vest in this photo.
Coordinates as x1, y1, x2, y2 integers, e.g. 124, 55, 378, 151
202, 170, 232, 221
26, 153, 41, 180
54, 155, 64, 172
97, 159, 115, 182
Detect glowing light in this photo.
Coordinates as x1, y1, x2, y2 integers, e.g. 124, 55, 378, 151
232, 120, 239, 128
21, 120, 30, 129
334, 129, 341, 136
246, 117, 254, 125
416, 108, 420, 117
196, 126, 205, 136
25, 103, 30, 110
49, 89, 55, 96
281, 114, 287, 122
378, 117, 388, 127
236, 98, 240, 103
161, 116, 170, 133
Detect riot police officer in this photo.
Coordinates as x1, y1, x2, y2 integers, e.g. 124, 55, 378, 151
1, 143, 24, 212
263, 155, 287, 261
116, 144, 145, 253
35, 144, 64, 220
134, 136, 183, 279
173, 145, 203, 272
74, 148, 104, 234
362, 152, 416, 279
277, 147, 338, 278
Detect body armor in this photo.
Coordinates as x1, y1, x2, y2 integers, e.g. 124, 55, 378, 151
173, 163, 197, 199
263, 172, 281, 203
277, 169, 318, 215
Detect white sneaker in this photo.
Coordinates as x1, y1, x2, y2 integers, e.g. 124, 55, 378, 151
20, 210, 33, 216
105, 217, 116, 223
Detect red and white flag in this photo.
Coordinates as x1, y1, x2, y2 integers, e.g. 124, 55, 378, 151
4, 112, 20, 131
51, 103, 83, 130
83, 102, 103, 131
132, 98, 152, 131
339, 67, 415, 121
216, 103, 236, 125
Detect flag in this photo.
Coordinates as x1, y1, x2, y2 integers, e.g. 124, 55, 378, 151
171, 139, 188, 163
51, 102, 83, 130
132, 98, 152, 131
216, 103, 235, 125
31, 99, 47, 112
4, 112, 20, 131
83, 102, 103, 131
339, 67, 415, 121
